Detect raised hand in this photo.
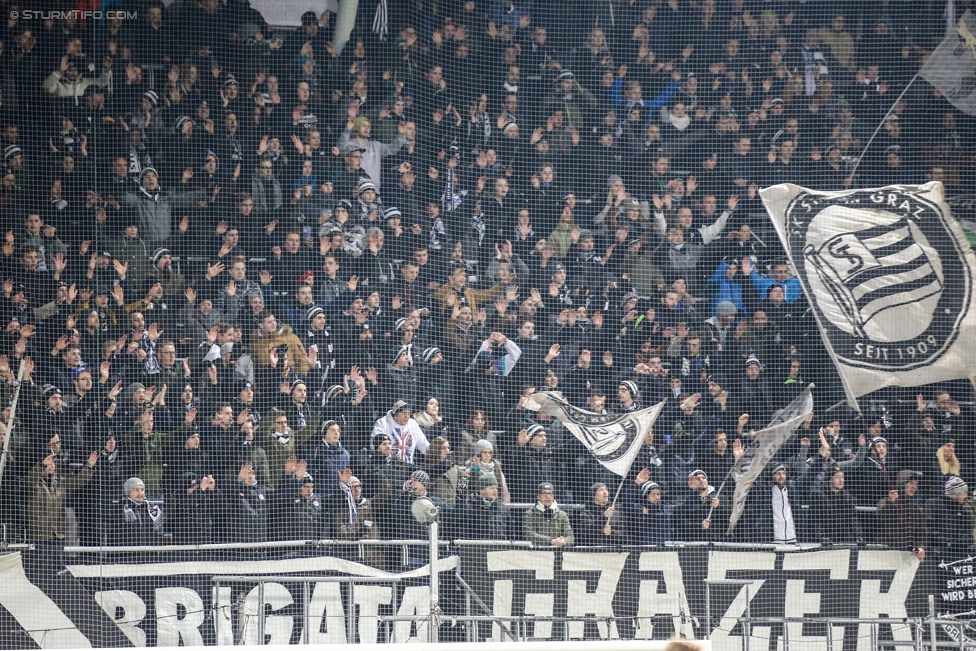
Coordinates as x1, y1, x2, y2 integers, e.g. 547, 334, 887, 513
740, 256, 753, 275
732, 438, 744, 459
147, 323, 164, 342
53, 334, 70, 352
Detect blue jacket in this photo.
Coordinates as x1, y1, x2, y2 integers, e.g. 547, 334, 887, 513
707, 262, 747, 316
748, 271, 804, 303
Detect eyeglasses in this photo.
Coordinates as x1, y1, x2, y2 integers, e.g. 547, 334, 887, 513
349, 154, 364, 159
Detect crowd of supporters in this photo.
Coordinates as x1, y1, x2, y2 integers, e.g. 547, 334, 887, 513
0, 0, 973, 560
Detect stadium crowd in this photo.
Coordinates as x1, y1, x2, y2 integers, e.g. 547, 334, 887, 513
0, 0, 973, 560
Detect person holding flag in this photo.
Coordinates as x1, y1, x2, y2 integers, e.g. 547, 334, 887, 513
520, 391, 667, 518
742, 437, 817, 545
674, 469, 730, 541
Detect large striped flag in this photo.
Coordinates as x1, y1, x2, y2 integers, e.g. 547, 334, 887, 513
761, 182, 976, 411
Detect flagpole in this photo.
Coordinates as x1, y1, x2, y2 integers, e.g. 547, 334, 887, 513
604, 424, 651, 528
849, 70, 922, 179
706, 463, 738, 522
609, 475, 629, 510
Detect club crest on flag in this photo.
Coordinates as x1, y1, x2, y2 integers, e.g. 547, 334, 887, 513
784, 188, 972, 371
522, 391, 665, 477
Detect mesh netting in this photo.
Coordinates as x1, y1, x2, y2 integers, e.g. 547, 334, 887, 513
0, 0, 975, 648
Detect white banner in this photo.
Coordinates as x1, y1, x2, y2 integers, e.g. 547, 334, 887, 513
760, 182, 976, 409
522, 392, 665, 477
920, 11, 976, 117
727, 388, 815, 533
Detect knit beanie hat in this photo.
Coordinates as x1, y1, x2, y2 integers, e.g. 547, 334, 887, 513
641, 481, 661, 496
124, 477, 145, 494
946, 476, 968, 495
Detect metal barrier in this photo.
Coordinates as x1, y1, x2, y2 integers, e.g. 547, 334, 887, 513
734, 616, 926, 651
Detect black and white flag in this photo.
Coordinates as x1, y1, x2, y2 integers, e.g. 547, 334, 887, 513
761, 183, 976, 410
727, 387, 814, 534
522, 392, 665, 477
920, 11, 976, 117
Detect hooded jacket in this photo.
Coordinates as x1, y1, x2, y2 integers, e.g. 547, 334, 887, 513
370, 411, 429, 464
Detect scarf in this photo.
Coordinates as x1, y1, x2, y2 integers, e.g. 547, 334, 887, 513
226, 132, 243, 162
441, 166, 459, 212
802, 46, 827, 96
123, 498, 164, 532
475, 112, 491, 143
669, 113, 691, 131
535, 500, 560, 518
140, 185, 160, 202
338, 480, 359, 532
292, 404, 308, 430
470, 211, 486, 244
372, 0, 388, 41
128, 147, 150, 176
272, 429, 291, 446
